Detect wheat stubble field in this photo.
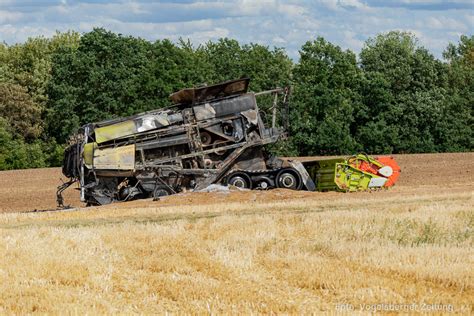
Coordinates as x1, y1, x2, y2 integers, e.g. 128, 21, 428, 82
0, 153, 472, 313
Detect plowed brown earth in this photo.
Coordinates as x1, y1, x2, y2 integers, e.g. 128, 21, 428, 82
0, 153, 472, 314
0, 153, 472, 213
0, 168, 80, 213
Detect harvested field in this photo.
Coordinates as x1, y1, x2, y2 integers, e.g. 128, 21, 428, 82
0, 153, 472, 313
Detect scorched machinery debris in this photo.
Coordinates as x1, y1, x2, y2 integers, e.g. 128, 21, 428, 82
57, 78, 400, 206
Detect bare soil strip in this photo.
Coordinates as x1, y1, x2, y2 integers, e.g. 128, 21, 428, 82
0, 152, 472, 213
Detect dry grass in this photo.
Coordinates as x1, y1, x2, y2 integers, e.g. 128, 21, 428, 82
0, 188, 472, 314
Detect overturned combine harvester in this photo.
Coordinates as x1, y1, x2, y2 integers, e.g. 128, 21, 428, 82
58, 78, 400, 206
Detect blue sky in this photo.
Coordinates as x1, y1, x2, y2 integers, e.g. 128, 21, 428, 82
0, 0, 472, 59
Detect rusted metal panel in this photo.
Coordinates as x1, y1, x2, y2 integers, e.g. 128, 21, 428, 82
241, 109, 258, 125
95, 113, 181, 143
83, 142, 98, 168
95, 120, 136, 144
194, 93, 256, 121
93, 144, 135, 170
170, 78, 250, 104
194, 103, 216, 121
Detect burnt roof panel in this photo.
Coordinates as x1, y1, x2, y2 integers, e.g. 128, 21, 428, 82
169, 78, 250, 104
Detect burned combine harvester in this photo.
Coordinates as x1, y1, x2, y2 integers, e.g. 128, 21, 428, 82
58, 78, 401, 207
59, 78, 313, 206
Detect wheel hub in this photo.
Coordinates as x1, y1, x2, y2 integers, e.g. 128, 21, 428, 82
230, 177, 247, 188
281, 174, 295, 188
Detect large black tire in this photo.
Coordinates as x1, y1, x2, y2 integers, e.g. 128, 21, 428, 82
276, 168, 303, 190
153, 185, 173, 198
227, 172, 252, 189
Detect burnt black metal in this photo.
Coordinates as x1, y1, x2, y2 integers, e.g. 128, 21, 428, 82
57, 79, 309, 207
56, 178, 76, 208
170, 78, 250, 105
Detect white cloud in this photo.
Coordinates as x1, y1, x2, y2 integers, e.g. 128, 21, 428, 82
0, 10, 24, 24
343, 30, 364, 52
339, 0, 367, 9
425, 16, 468, 31
318, 0, 340, 11
0, 0, 471, 60
0, 24, 56, 41
399, 0, 472, 3
236, 0, 277, 15
272, 36, 286, 44
464, 14, 474, 30
188, 27, 230, 43
278, 3, 306, 17
317, 0, 371, 11
128, 2, 148, 15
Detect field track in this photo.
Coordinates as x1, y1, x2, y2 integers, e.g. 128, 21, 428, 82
0, 153, 472, 313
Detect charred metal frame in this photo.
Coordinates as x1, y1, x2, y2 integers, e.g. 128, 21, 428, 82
57, 79, 305, 207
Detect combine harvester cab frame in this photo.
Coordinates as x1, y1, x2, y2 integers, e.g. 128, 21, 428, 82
57, 78, 400, 207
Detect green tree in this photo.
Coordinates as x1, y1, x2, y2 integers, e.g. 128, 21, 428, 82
0, 118, 14, 169
47, 31, 292, 143
0, 31, 80, 170
0, 31, 80, 109
290, 37, 361, 155
47, 29, 154, 141
438, 35, 474, 151
200, 39, 244, 83
141, 38, 212, 111
201, 39, 293, 135
0, 118, 51, 170
201, 38, 292, 91
358, 31, 447, 153
1, 29, 470, 172
0, 82, 43, 140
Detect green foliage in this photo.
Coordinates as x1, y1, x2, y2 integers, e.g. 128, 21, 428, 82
0, 31, 80, 108
439, 35, 474, 151
0, 31, 80, 170
355, 31, 468, 153
444, 34, 474, 66
0, 118, 58, 170
201, 38, 292, 90
291, 37, 361, 155
0, 82, 43, 140
0, 29, 472, 171
47, 28, 157, 141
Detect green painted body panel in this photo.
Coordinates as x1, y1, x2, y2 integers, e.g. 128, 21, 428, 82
334, 163, 376, 192
83, 142, 135, 170
95, 120, 136, 144
83, 142, 98, 167
92, 144, 135, 170
305, 156, 383, 192
306, 158, 344, 191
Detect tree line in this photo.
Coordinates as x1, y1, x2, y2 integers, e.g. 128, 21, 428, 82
0, 28, 472, 170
